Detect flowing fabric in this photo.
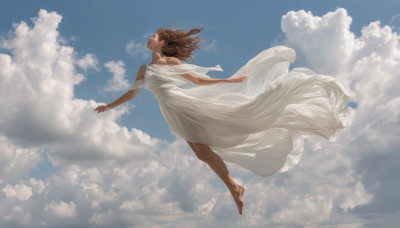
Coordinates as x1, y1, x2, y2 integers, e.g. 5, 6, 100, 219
129, 46, 350, 177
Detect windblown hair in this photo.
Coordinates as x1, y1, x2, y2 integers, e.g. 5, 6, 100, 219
156, 27, 204, 63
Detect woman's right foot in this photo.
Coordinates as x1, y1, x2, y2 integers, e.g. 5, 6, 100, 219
231, 185, 244, 215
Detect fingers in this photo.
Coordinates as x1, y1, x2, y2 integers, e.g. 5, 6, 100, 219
94, 106, 106, 113
234, 76, 247, 82
229, 76, 247, 83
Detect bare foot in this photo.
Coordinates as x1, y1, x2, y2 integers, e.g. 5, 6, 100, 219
231, 185, 245, 215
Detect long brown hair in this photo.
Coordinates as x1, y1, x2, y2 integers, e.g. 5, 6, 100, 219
156, 27, 204, 63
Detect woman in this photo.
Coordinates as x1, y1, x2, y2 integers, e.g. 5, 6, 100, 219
94, 27, 349, 215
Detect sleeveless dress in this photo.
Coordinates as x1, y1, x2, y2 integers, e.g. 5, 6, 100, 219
129, 46, 350, 177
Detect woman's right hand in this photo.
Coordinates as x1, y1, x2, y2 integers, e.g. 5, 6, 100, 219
94, 104, 111, 113
228, 76, 248, 83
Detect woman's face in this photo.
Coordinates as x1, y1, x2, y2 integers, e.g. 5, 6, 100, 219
146, 32, 164, 50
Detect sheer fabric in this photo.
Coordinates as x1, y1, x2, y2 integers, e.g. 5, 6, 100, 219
129, 46, 350, 177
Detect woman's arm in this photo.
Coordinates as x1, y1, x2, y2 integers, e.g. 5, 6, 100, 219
167, 58, 247, 85
180, 73, 247, 85
94, 64, 146, 113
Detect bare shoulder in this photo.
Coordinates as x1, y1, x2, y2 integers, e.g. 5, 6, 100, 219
166, 57, 182, 65
136, 64, 147, 80
139, 64, 147, 72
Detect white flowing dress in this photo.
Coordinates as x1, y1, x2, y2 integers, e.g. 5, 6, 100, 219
129, 46, 350, 177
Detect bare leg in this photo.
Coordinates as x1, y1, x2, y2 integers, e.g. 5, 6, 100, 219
187, 141, 244, 215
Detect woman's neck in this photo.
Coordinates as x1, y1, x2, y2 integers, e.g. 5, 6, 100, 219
151, 49, 166, 64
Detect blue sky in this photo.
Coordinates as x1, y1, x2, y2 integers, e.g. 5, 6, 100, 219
1, 0, 400, 227
1, 0, 397, 142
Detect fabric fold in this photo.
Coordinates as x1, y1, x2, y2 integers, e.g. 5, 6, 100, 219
138, 46, 349, 177
128, 79, 145, 91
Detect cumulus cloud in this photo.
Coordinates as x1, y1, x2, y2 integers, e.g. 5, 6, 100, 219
279, 7, 400, 226
281, 8, 358, 75
0, 9, 225, 227
45, 201, 76, 218
76, 53, 100, 72
125, 39, 149, 59
1, 7, 399, 228
0, 9, 161, 169
3, 179, 43, 201
0, 136, 42, 183
102, 60, 131, 92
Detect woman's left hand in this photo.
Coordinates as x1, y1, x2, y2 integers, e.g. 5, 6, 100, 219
94, 105, 111, 113
228, 76, 247, 83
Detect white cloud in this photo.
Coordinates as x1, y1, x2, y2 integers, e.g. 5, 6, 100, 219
340, 182, 373, 212
279, 7, 400, 226
3, 184, 32, 201
200, 39, 218, 53
103, 60, 131, 92
81, 181, 117, 209
0, 136, 42, 183
0, 7, 399, 228
45, 201, 76, 218
76, 53, 100, 72
119, 199, 145, 211
281, 8, 358, 74
0, 9, 161, 169
125, 39, 149, 59
3, 178, 44, 201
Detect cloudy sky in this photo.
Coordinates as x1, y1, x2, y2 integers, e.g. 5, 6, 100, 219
1, 0, 400, 227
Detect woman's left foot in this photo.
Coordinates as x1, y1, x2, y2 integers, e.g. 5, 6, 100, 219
231, 185, 244, 215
